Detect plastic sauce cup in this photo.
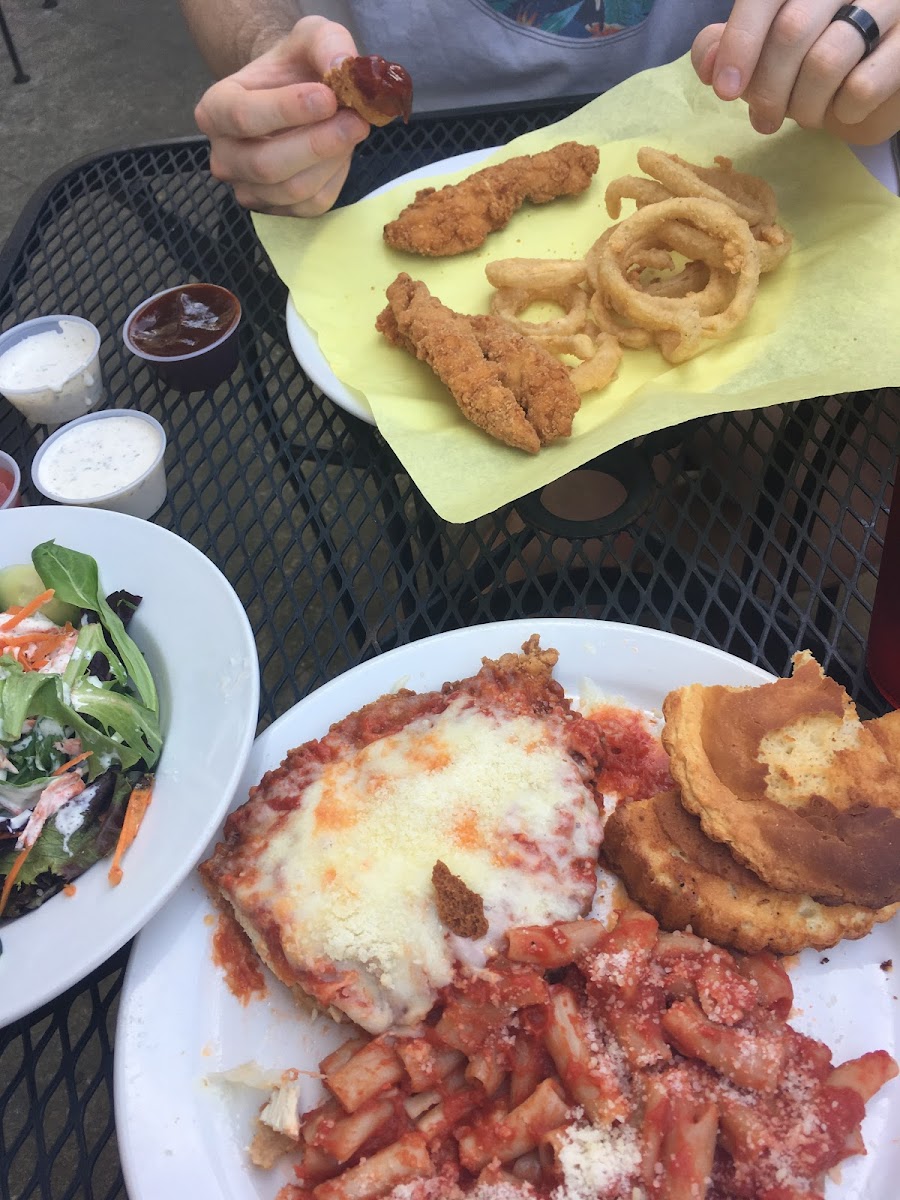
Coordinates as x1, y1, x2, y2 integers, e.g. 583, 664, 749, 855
0, 450, 22, 509
0, 315, 103, 425
31, 410, 168, 520
122, 283, 241, 391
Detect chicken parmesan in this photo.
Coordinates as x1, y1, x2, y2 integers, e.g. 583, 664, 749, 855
200, 637, 605, 1034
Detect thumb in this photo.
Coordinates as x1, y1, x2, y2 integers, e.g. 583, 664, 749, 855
297, 15, 361, 79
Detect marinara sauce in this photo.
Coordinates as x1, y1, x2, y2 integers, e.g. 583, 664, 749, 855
587, 703, 672, 802
212, 908, 267, 1005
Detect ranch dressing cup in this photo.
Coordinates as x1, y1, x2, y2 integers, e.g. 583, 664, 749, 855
31, 410, 167, 519
0, 315, 103, 425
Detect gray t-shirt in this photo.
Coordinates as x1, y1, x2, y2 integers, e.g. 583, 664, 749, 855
341, 0, 733, 111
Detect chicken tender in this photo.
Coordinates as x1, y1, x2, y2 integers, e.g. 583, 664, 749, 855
383, 142, 600, 257
375, 274, 580, 453
468, 314, 580, 444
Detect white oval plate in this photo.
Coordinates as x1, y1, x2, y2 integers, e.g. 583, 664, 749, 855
285, 148, 494, 424
0, 505, 260, 1027
116, 617, 900, 1200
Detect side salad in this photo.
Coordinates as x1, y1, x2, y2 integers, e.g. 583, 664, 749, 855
0, 541, 163, 922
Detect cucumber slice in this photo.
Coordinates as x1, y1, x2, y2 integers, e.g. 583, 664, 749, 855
0, 564, 82, 626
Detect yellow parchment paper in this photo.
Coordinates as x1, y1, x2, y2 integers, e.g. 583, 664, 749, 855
253, 53, 900, 524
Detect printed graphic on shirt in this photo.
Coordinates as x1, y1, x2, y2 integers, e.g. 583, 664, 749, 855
479, 0, 655, 38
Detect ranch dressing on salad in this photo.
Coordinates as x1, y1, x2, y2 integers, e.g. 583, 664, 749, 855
36, 415, 162, 500
0, 319, 95, 391
54, 789, 93, 852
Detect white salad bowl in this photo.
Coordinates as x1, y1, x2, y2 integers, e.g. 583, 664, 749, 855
0, 505, 259, 1027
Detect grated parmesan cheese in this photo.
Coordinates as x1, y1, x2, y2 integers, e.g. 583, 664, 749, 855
551, 1122, 642, 1200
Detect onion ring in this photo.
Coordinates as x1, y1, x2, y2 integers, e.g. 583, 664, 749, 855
605, 176, 671, 219
636, 147, 778, 227
594, 197, 760, 358
529, 332, 597, 360
637, 259, 710, 298
588, 288, 654, 350
485, 258, 587, 290
655, 218, 791, 275
490, 284, 589, 336
568, 334, 623, 394
585, 228, 674, 293
640, 261, 737, 316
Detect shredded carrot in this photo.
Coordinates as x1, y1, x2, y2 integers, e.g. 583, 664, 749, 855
0, 631, 61, 646
0, 624, 74, 672
63, 884, 77, 897
0, 844, 33, 918
0, 589, 56, 631
53, 751, 93, 776
108, 774, 154, 887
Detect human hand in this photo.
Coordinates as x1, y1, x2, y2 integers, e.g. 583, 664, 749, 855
194, 15, 370, 215
692, 1, 900, 144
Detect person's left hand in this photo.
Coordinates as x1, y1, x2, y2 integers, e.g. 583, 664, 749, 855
692, 0, 900, 144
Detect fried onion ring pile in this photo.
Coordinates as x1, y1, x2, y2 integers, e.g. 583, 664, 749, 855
481, 147, 791, 380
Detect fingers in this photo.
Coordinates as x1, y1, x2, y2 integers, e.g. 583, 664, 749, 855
691, 24, 724, 85
234, 154, 354, 217
826, 84, 900, 141
742, 0, 900, 132
697, 0, 900, 137
210, 108, 368, 198
740, 1, 836, 132
193, 16, 365, 218
196, 78, 338, 140
784, 14, 877, 129
709, 0, 785, 100
830, 24, 900, 124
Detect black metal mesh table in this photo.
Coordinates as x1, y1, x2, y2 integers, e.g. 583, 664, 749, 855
0, 102, 896, 1199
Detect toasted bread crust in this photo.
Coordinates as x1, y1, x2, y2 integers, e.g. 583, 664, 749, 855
603, 790, 898, 954
662, 652, 900, 909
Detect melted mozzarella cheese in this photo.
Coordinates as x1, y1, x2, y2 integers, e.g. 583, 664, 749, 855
252, 697, 602, 1033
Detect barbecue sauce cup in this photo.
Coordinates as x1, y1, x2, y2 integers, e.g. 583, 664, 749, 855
123, 284, 241, 391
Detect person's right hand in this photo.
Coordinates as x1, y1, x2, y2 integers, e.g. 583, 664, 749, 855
194, 15, 370, 216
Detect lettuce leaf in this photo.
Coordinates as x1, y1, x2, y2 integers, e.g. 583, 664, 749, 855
32, 541, 158, 713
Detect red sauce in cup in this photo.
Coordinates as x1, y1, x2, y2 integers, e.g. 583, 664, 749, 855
128, 284, 239, 359
0, 466, 16, 507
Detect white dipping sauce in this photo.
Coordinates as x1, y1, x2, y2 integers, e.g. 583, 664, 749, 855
0, 320, 95, 391
38, 415, 162, 499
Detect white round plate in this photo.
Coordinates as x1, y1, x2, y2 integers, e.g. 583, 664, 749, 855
116, 617, 900, 1200
285, 148, 494, 424
0, 505, 259, 1027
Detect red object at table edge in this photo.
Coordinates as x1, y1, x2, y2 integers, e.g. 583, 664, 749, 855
866, 460, 900, 710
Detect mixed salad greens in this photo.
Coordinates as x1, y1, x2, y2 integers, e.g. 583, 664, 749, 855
0, 541, 163, 922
